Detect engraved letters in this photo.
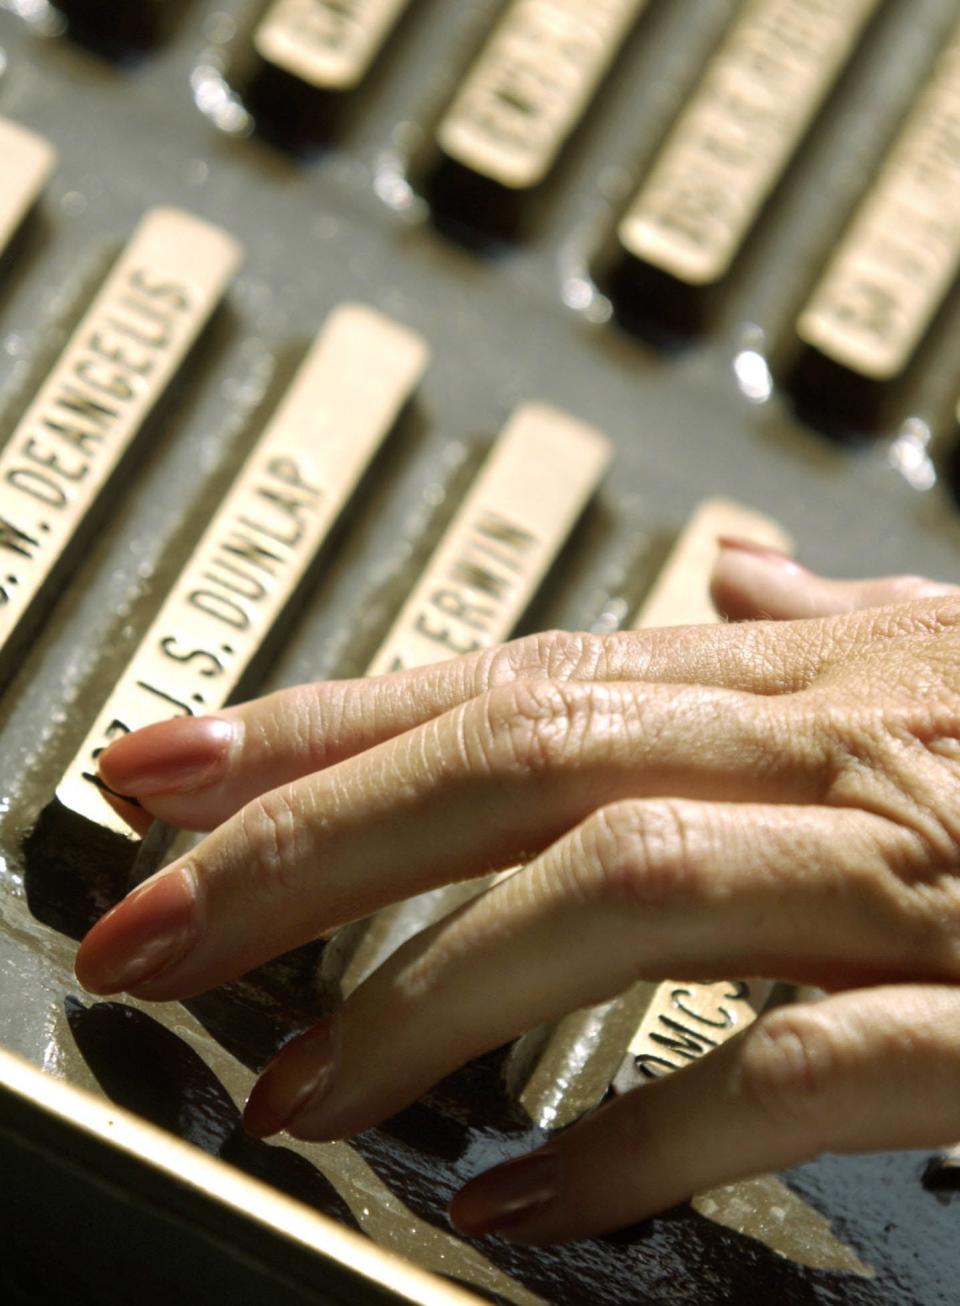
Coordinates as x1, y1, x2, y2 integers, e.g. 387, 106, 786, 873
438, 0, 647, 189
798, 24, 960, 378
612, 500, 790, 1096
0, 209, 241, 669
619, 0, 880, 284
367, 403, 611, 675
52, 305, 428, 841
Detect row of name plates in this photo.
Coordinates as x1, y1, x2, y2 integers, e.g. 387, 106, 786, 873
0, 165, 779, 1106
251, 0, 958, 384
13, 0, 960, 387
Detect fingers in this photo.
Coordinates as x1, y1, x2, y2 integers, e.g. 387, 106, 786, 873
240, 798, 933, 1143
95, 608, 888, 833
78, 681, 827, 1000
712, 538, 958, 622
449, 983, 960, 1242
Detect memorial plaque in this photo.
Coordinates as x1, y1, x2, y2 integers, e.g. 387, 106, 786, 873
336, 403, 611, 993
367, 402, 612, 673
254, 0, 414, 91
610, 498, 791, 1096
0, 208, 241, 680
612, 978, 772, 1093
497, 500, 790, 1126
0, 117, 57, 257
619, 0, 880, 285
798, 23, 960, 380
38, 305, 428, 865
436, 0, 647, 191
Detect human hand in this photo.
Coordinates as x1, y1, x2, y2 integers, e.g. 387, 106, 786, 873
74, 544, 960, 1243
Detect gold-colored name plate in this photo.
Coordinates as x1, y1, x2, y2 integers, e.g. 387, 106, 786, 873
619, 0, 880, 285
0, 117, 57, 256
367, 402, 612, 675
0, 207, 241, 673
613, 498, 790, 1094
254, 0, 414, 91
336, 402, 611, 995
798, 27, 960, 380
54, 305, 428, 840
614, 979, 771, 1091
437, 0, 647, 190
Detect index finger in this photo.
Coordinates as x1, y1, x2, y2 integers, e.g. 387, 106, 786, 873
96, 599, 953, 833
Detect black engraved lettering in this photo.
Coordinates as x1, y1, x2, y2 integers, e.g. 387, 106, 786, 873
648, 1015, 718, 1061
202, 558, 271, 603
474, 511, 537, 553
74, 357, 137, 402
42, 417, 103, 457
88, 330, 155, 377
91, 718, 132, 762
430, 586, 495, 631
128, 267, 192, 313
23, 437, 88, 483
266, 455, 323, 499
82, 719, 137, 801
448, 557, 512, 600
671, 985, 736, 1030
257, 485, 314, 532
106, 313, 173, 351
160, 635, 226, 678
0, 517, 40, 560
135, 681, 196, 717
54, 386, 119, 430
188, 589, 251, 630
414, 611, 482, 656
633, 1054, 684, 1080
5, 466, 68, 508
221, 529, 285, 575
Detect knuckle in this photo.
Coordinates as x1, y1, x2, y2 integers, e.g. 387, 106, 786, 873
583, 800, 704, 906
479, 630, 608, 689
541, 630, 609, 682
239, 785, 305, 896
468, 679, 581, 776
741, 1005, 846, 1143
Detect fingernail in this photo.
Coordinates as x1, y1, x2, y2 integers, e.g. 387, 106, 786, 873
75, 866, 199, 995
450, 1150, 560, 1237
243, 1014, 341, 1139
98, 716, 235, 797
716, 535, 799, 567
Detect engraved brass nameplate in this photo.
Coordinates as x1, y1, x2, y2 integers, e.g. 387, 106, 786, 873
613, 979, 771, 1093
336, 403, 611, 994
54, 305, 428, 842
0, 117, 57, 257
366, 402, 612, 674
255, 0, 414, 91
437, 0, 647, 190
619, 0, 880, 285
0, 208, 241, 676
612, 498, 791, 1096
798, 25, 960, 379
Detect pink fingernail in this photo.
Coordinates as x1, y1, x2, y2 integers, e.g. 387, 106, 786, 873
75, 866, 199, 995
716, 535, 798, 565
243, 1014, 342, 1140
98, 716, 235, 796
449, 1151, 560, 1237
